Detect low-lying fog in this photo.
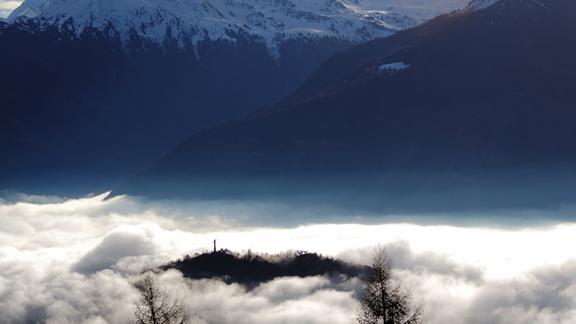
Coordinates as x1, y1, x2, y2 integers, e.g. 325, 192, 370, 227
2, 192, 576, 323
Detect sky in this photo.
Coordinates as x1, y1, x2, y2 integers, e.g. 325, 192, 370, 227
3, 192, 576, 323
0, 0, 20, 18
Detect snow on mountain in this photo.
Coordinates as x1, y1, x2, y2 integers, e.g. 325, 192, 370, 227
466, 0, 500, 10
378, 61, 410, 72
5, 0, 470, 55
361, 0, 473, 20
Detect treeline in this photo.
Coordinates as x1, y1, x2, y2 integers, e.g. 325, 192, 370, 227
162, 249, 368, 286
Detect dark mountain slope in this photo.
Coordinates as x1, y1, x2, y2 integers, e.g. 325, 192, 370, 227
115, 0, 576, 212
0, 22, 355, 194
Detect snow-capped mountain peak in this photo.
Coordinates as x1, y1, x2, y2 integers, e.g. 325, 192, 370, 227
6, 0, 472, 55
7, 0, 414, 55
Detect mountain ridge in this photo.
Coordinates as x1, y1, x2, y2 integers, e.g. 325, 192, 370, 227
112, 0, 576, 212
6, 0, 422, 56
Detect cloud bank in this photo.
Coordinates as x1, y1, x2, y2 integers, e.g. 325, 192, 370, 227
2, 193, 576, 323
0, 0, 20, 18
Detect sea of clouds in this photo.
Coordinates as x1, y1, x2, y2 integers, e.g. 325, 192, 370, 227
2, 193, 576, 323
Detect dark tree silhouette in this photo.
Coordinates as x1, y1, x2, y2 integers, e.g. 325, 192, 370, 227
357, 248, 422, 324
134, 271, 188, 324
163, 250, 367, 286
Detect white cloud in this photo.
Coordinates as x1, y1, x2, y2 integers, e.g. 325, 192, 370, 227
0, 0, 21, 18
170, 273, 360, 324
2, 193, 576, 323
73, 225, 160, 274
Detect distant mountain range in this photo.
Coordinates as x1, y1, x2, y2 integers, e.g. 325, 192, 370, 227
0, 0, 470, 194
113, 0, 576, 212
6, 0, 418, 56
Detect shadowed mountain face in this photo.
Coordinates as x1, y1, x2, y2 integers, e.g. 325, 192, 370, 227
3, 0, 461, 196
114, 0, 576, 212
0, 23, 356, 194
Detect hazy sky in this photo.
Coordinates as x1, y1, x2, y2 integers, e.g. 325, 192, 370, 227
3, 193, 576, 323
0, 0, 20, 18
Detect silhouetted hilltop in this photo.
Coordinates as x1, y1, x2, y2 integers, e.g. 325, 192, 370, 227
114, 0, 576, 212
162, 250, 367, 286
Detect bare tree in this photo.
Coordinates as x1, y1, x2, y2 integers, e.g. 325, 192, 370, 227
357, 248, 422, 324
134, 271, 188, 324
